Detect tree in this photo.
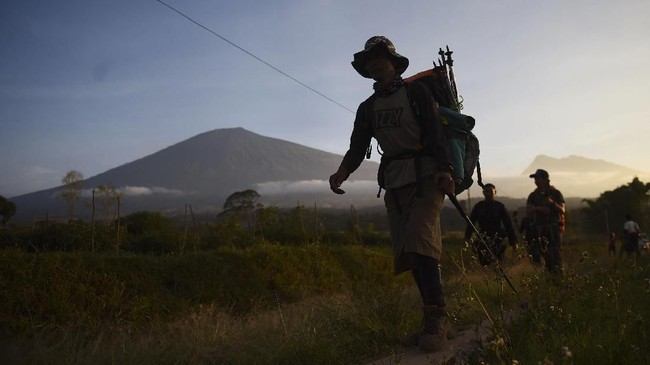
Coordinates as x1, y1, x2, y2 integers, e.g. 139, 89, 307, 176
60, 170, 85, 219
96, 184, 120, 225
222, 189, 261, 212
582, 177, 650, 236
0, 195, 16, 228
220, 189, 262, 235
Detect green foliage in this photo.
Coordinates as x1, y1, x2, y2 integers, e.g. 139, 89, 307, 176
222, 189, 261, 211
463, 249, 650, 365
0, 195, 16, 226
0, 244, 397, 335
29, 220, 92, 251
582, 177, 650, 236
122, 211, 180, 254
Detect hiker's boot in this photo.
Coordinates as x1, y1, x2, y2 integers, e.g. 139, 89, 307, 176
418, 305, 453, 352
408, 305, 456, 346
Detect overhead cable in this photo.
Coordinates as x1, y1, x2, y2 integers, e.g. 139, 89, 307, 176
154, 0, 354, 114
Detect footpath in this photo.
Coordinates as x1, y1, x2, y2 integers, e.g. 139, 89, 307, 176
365, 319, 494, 365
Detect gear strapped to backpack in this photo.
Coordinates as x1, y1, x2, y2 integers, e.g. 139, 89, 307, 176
366, 46, 482, 196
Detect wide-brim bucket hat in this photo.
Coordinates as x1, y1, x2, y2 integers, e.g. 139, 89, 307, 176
352, 36, 409, 78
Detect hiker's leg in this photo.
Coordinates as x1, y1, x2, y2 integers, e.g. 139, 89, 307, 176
545, 227, 562, 274
412, 254, 444, 306
412, 254, 455, 352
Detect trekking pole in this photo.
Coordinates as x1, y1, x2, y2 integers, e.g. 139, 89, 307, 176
437, 47, 456, 110
444, 45, 460, 110
446, 193, 520, 297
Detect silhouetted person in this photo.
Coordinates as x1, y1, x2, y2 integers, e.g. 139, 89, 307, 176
464, 183, 517, 265
608, 232, 617, 256
620, 214, 641, 257
328, 36, 455, 352
526, 169, 565, 274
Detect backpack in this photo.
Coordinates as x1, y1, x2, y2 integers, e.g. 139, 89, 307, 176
366, 46, 482, 196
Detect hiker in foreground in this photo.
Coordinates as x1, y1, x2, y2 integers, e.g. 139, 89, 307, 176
526, 169, 566, 274
328, 36, 455, 352
464, 183, 517, 265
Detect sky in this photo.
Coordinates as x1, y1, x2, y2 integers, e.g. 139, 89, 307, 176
1, 0, 649, 198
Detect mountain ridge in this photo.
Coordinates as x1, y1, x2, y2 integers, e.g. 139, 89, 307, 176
8, 128, 649, 221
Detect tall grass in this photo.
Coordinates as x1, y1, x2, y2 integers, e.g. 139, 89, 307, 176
0, 243, 420, 364
455, 245, 650, 365
1, 239, 649, 364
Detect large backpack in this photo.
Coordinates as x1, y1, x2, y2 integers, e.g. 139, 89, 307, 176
366, 46, 482, 196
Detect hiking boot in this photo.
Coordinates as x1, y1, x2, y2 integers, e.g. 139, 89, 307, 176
418, 305, 453, 352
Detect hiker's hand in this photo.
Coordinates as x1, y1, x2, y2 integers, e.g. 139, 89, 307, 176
435, 172, 454, 195
329, 167, 350, 194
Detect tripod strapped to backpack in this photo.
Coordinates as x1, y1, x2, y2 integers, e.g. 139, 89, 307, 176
405, 46, 483, 195
411, 46, 519, 296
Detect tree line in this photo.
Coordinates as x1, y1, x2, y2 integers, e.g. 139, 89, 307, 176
1, 171, 648, 251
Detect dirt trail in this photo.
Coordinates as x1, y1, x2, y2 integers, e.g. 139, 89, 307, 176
366, 319, 492, 365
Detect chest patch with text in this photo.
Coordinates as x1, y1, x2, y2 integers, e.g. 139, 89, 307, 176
373, 108, 404, 129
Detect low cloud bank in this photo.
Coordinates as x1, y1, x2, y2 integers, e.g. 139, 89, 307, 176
76, 186, 188, 198
256, 180, 378, 195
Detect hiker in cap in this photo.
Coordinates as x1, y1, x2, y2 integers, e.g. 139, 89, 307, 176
526, 169, 566, 274
464, 183, 517, 265
329, 36, 454, 352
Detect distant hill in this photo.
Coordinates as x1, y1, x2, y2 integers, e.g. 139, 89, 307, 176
10, 128, 379, 220
523, 154, 638, 175
9, 129, 650, 221
464, 154, 649, 200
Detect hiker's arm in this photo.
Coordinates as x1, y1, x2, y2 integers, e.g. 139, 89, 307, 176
547, 191, 565, 215
331, 102, 372, 194
339, 101, 372, 174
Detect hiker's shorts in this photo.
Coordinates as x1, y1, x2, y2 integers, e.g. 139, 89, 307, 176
384, 176, 445, 274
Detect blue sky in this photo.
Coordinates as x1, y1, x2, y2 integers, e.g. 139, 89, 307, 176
1, 0, 649, 198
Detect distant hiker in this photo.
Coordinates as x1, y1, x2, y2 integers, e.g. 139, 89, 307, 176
608, 232, 617, 256
620, 214, 641, 257
526, 169, 566, 274
464, 183, 517, 265
329, 36, 455, 352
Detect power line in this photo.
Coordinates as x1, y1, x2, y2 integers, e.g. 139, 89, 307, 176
154, 0, 355, 114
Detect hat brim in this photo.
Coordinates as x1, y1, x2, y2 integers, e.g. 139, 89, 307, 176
530, 173, 549, 179
351, 44, 409, 78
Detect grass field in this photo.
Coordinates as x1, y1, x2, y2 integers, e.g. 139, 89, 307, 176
1, 237, 648, 364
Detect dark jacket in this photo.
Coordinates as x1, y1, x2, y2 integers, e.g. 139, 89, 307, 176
526, 186, 565, 226
465, 200, 517, 247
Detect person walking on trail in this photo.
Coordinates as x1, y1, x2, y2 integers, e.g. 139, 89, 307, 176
526, 169, 566, 274
620, 214, 641, 257
328, 36, 455, 353
464, 183, 517, 265
608, 232, 617, 256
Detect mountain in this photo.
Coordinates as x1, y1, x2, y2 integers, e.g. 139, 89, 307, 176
10, 128, 379, 221
463, 154, 649, 200
522, 154, 638, 175
9, 129, 650, 222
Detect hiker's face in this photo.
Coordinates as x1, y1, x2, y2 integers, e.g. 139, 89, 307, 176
483, 187, 496, 200
534, 176, 549, 188
364, 47, 396, 84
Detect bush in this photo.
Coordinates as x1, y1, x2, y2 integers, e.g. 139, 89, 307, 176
121, 212, 180, 254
